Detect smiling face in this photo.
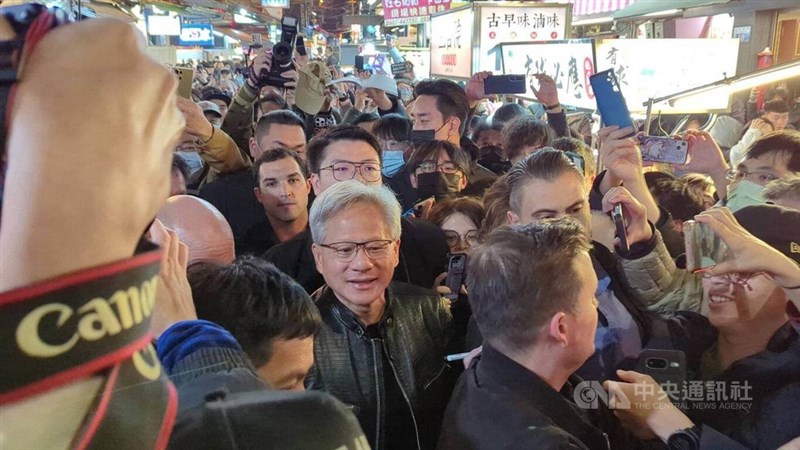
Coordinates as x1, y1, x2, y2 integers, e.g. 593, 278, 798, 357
311, 203, 400, 319
702, 273, 787, 330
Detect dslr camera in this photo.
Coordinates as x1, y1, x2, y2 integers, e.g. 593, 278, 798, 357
261, 16, 303, 89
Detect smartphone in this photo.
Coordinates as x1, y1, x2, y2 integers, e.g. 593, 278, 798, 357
589, 69, 635, 135
251, 33, 263, 48
484, 74, 527, 95
413, 196, 433, 218
638, 135, 689, 165
445, 253, 467, 300
612, 203, 629, 254
684, 220, 731, 272
634, 349, 686, 388
355, 55, 365, 72
172, 67, 194, 99
391, 61, 411, 76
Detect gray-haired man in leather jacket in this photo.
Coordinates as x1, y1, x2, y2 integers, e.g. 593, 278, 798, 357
305, 180, 452, 450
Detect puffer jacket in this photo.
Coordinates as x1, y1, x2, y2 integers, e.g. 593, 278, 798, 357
618, 229, 704, 316
306, 282, 452, 450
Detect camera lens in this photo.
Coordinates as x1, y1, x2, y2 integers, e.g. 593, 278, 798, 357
645, 358, 668, 370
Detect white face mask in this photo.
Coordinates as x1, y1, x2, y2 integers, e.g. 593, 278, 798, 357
175, 151, 205, 183
726, 180, 765, 212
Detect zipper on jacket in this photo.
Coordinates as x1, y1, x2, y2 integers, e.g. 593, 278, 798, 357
423, 363, 446, 390
382, 339, 422, 450
372, 340, 383, 450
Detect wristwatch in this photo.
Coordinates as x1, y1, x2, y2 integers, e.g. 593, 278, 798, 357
667, 426, 701, 450
544, 102, 561, 111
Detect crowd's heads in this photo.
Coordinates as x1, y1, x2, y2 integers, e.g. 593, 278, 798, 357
425, 196, 485, 254
740, 130, 800, 185
480, 174, 512, 240
764, 175, 800, 211
471, 121, 504, 151
307, 125, 383, 194
502, 116, 556, 163
171, 154, 190, 196
251, 110, 307, 160
550, 137, 597, 182
202, 89, 232, 117
491, 103, 529, 129
198, 101, 223, 127
253, 149, 311, 225
407, 140, 471, 195
703, 205, 800, 330
309, 182, 402, 313
352, 112, 381, 134
648, 179, 706, 233
413, 79, 469, 142
374, 113, 413, 152
506, 149, 590, 232
188, 256, 320, 391
257, 92, 288, 120
762, 99, 790, 131
155, 195, 235, 264
681, 173, 716, 210
467, 220, 595, 365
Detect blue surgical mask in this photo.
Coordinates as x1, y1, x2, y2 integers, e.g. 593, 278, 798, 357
381, 150, 405, 177
725, 180, 765, 212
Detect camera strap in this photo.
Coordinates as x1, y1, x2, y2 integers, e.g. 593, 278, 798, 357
0, 247, 177, 449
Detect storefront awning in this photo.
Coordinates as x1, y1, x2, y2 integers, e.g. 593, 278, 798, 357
613, 0, 730, 19
569, 0, 637, 17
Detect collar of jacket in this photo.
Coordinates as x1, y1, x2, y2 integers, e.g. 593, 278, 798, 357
476, 344, 610, 450
671, 311, 800, 393
315, 285, 395, 338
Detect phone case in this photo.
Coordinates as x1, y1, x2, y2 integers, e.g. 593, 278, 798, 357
634, 349, 687, 388
354, 55, 365, 72
445, 253, 467, 301
639, 136, 689, 164
484, 74, 527, 95
684, 221, 731, 272
173, 67, 194, 99
612, 204, 629, 254
589, 69, 634, 132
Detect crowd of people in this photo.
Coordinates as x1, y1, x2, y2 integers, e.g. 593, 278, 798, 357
2, 8, 800, 450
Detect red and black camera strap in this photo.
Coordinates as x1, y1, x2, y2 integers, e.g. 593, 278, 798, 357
0, 249, 177, 449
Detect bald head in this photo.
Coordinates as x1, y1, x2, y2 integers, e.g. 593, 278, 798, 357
156, 195, 235, 264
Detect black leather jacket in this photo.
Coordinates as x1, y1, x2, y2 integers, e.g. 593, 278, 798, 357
306, 282, 452, 450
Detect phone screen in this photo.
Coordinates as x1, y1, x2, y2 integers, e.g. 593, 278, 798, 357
445, 253, 467, 300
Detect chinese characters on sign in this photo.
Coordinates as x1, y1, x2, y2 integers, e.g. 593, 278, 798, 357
595, 38, 740, 112
480, 6, 569, 72
430, 7, 473, 78
383, 0, 451, 27
501, 40, 596, 110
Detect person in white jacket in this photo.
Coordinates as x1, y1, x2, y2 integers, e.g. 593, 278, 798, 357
729, 99, 791, 166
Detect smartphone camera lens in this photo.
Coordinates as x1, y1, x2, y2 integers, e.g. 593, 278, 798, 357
645, 358, 668, 370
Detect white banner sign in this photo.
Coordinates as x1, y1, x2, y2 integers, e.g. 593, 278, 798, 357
479, 5, 570, 73
501, 40, 596, 110
430, 7, 474, 78
596, 38, 740, 112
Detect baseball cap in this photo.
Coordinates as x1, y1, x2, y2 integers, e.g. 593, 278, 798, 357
735, 204, 800, 265
295, 61, 332, 116
363, 74, 399, 97
202, 89, 232, 107
197, 101, 222, 118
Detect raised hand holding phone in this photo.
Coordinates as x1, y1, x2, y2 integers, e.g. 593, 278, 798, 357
601, 186, 653, 250
693, 208, 800, 289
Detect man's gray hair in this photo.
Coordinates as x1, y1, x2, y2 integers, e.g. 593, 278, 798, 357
309, 181, 402, 244
764, 175, 800, 202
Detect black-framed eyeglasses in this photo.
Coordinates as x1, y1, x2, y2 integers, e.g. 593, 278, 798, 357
416, 160, 463, 175
319, 161, 382, 182
443, 230, 479, 248
317, 239, 395, 262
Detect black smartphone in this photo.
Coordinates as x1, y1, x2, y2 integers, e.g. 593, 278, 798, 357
354, 55, 365, 72
484, 74, 527, 95
445, 253, 467, 300
634, 349, 687, 388
612, 203, 629, 254
589, 69, 635, 135
638, 135, 689, 165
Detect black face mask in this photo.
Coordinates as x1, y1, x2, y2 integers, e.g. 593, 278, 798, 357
417, 172, 462, 201
411, 129, 436, 146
